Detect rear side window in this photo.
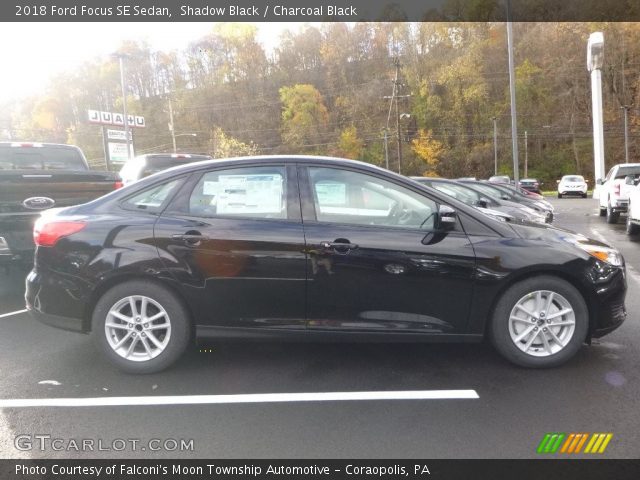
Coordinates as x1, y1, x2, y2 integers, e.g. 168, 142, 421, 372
188, 166, 287, 219
0, 146, 86, 170
123, 179, 181, 211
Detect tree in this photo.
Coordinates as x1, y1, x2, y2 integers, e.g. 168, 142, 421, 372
412, 129, 445, 176
279, 84, 329, 151
336, 126, 364, 159
208, 127, 259, 158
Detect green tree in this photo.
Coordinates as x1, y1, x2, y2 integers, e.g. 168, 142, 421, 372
279, 84, 329, 151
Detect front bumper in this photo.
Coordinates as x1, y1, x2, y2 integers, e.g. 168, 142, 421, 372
610, 198, 629, 212
590, 266, 627, 338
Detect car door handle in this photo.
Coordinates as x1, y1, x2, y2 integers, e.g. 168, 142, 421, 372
172, 232, 209, 245
320, 241, 358, 251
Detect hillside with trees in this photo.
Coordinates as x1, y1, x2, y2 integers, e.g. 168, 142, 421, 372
1, 22, 639, 184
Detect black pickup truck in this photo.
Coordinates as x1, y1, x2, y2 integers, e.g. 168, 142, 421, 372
0, 142, 121, 265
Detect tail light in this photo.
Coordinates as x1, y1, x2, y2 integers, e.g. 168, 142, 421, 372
33, 219, 86, 247
614, 183, 621, 196
114, 181, 124, 189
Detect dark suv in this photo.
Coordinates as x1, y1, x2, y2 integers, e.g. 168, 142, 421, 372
119, 153, 213, 185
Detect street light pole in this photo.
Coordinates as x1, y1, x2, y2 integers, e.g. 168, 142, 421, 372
115, 54, 132, 162
622, 105, 631, 164
506, 2, 520, 184
492, 117, 498, 175
524, 130, 528, 178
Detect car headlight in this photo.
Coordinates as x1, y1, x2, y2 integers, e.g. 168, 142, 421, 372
577, 243, 624, 266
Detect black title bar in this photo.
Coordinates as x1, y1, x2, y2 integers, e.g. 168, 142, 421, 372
2, 460, 640, 480
4, 0, 640, 22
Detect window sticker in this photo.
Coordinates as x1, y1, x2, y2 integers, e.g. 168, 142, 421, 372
316, 182, 346, 205
217, 174, 283, 214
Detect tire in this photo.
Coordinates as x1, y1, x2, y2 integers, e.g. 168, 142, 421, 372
606, 203, 620, 224
599, 206, 606, 217
557, 193, 562, 199
489, 276, 588, 368
582, 193, 587, 199
626, 213, 639, 235
91, 280, 191, 374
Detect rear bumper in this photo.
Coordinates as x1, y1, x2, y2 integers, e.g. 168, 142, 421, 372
25, 269, 89, 333
609, 198, 629, 212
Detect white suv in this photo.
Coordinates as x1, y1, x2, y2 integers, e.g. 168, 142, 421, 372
557, 175, 588, 198
598, 164, 640, 224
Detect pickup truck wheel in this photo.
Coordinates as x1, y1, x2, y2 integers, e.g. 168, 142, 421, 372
626, 213, 639, 235
606, 203, 620, 224
489, 276, 588, 368
91, 280, 191, 374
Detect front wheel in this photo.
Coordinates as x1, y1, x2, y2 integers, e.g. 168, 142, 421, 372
557, 193, 562, 199
489, 276, 588, 368
91, 280, 191, 374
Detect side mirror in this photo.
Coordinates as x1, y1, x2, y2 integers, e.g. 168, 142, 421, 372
475, 199, 489, 209
439, 205, 457, 230
556, 180, 560, 184
625, 175, 635, 186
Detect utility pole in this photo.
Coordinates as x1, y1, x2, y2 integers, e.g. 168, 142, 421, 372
383, 128, 389, 170
506, 1, 520, 183
382, 57, 411, 175
168, 97, 177, 154
492, 117, 498, 175
524, 130, 528, 178
622, 105, 631, 164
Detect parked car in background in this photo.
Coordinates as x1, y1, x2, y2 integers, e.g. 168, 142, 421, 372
557, 175, 588, 198
489, 175, 510, 184
119, 153, 213, 185
0, 142, 121, 265
460, 180, 554, 223
623, 175, 640, 235
412, 177, 538, 224
519, 178, 542, 194
27, 156, 626, 372
597, 163, 640, 224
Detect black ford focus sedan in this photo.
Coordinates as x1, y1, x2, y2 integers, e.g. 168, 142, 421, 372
26, 156, 626, 373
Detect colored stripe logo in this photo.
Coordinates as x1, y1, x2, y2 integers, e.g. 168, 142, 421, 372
537, 433, 613, 454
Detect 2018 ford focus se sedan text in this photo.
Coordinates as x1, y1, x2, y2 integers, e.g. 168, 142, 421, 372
26, 156, 627, 373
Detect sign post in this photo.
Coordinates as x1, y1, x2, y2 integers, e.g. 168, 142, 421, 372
588, 32, 605, 198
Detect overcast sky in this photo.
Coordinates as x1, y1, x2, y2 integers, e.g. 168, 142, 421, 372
0, 22, 309, 103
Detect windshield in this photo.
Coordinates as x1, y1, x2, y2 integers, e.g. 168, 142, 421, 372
0, 146, 86, 170
431, 182, 481, 205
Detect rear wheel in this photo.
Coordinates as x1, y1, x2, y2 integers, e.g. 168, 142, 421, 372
489, 276, 588, 368
599, 206, 606, 216
606, 202, 620, 224
626, 213, 639, 235
91, 280, 191, 374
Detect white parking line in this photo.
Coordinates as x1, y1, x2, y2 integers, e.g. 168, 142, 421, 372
0, 390, 479, 408
0, 309, 27, 319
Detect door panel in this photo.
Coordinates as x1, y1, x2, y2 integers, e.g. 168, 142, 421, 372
300, 166, 476, 334
154, 165, 307, 329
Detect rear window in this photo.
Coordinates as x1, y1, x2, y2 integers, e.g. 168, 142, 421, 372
0, 145, 86, 170
563, 176, 584, 183
615, 167, 640, 180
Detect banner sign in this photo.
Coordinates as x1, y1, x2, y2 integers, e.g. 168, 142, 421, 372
88, 110, 145, 128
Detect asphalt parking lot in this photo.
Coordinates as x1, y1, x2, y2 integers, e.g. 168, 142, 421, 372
0, 196, 639, 459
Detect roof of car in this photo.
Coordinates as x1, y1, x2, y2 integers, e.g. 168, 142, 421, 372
0, 142, 80, 149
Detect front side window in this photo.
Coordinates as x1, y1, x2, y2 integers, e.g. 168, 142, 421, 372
189, 166, 287, 219
308, 167, 437, 230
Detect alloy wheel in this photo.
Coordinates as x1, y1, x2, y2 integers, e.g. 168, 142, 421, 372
508, 290, 575, 357
104, 295, 172, 362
